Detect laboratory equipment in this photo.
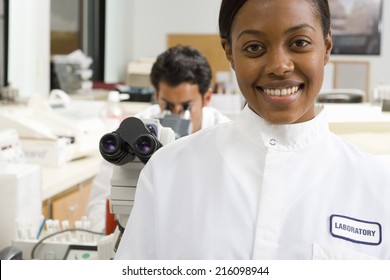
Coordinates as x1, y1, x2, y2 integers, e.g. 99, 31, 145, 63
0, 129, 26, 163
99, 90, 127, 131
158, 109, 190, 139
121, 60, 155, 102
99, 117, 175, 252
51, 50, 94, 94
0, 162, 42, 251
125, 60, 154, 89
0, 93, 106, 167
0, 246, 23, 260
12, 216, 105, 260
13, 117, 174, 259
317, 88, 364, 103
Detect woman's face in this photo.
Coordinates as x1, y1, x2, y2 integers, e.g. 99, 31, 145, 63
223, 0, 332, 124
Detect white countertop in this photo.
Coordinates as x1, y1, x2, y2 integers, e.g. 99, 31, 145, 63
324, 103, 390, 134
322, 103, 390, 156
41, 153, 102, 201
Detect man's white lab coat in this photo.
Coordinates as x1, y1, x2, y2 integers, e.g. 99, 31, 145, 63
135, 104, 231, 133
115, 105, 390, 259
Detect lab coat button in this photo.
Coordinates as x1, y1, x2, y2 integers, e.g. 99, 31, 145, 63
269, 138, 276, 146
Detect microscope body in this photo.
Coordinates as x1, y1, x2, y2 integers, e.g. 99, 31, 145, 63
99, 117, 175, 241
110, 160, 142, 228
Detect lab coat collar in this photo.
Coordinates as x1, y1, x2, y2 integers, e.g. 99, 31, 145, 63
235, 104, 329, 151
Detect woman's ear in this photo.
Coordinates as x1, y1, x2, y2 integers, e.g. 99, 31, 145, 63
221, 38, 234, 69
324, 31, 333, 65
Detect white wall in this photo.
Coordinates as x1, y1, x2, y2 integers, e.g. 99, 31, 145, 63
131, 0, 222, 59
104, 0, 133, 83
105, 0, 222, 83
8, 0, 50, 101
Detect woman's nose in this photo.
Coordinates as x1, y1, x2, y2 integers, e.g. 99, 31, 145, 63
265, 48, 294, 76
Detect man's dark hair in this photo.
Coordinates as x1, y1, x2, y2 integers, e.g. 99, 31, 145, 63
150, 45, 212, 96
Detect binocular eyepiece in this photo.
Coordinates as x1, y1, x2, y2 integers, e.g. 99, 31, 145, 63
99, 117, 163, 165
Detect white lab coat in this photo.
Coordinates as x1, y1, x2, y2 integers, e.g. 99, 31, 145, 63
134, 104, 231, 132
115, 105, 390, 259
86, 105, 230, 232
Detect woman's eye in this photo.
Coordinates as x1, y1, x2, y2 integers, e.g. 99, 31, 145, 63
245, 44, 263, 53
292, 40, 310, 48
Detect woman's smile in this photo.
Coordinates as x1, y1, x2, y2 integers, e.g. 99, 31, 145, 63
257, 84, 303, 107
261, 86, 300, 96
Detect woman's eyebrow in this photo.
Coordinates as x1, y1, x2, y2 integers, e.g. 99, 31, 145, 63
237, 23, 316, 40
237, 29, 264, 40
285, 23, 316, 34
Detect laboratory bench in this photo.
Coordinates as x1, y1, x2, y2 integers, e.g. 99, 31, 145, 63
41, 152, 102, 201
324, 103, 390, 134
40, 152, 102, 226
323, 103, 390, 157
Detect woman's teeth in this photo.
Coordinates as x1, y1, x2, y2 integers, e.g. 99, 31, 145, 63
263, 86, 300, 96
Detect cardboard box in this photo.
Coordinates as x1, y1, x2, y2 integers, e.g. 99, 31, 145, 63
21, 138, 69, 167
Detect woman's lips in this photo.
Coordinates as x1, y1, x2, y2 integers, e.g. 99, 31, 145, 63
262, 86, 300, 96
257, 84, 303, 106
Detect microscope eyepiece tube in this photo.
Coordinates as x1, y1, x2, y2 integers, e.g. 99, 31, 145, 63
133, 134, 162, 163
99, 132, 135, 165
100, 133, 120, 154
99, 117, 173, 166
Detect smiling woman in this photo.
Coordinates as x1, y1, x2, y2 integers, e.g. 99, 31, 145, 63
114, 0, 390, 260
220, 0, 332, 124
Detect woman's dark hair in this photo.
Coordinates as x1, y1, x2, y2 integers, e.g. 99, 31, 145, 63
219, 0, 331, 44
150, 45, 212, 96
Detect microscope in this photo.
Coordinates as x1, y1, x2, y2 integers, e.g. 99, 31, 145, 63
99, 117, 175, 252
158, 109, 191, 139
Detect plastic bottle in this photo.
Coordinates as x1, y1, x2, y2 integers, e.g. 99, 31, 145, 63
100, 91, 126, 131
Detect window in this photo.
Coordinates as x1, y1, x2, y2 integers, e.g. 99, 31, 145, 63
50, 0, 105, 82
